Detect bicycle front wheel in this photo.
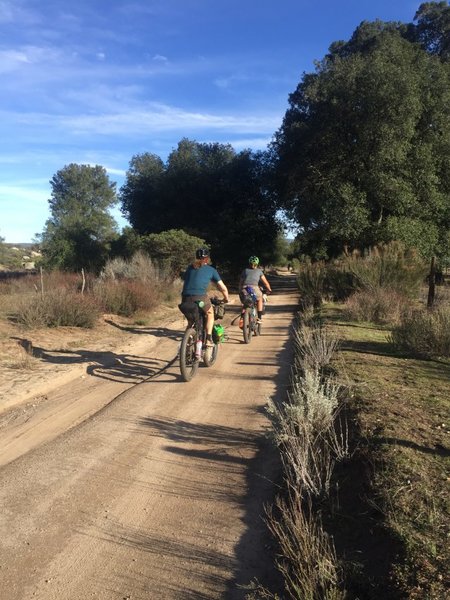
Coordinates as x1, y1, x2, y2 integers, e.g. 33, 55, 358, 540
180, 326, 199, 382
243, 309, 252, 344
203, 340, 219, 367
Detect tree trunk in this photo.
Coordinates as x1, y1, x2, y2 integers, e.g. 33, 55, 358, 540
427, 256, 436, 309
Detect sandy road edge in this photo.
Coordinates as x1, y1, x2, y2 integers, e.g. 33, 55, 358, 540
0, 306, 185, 416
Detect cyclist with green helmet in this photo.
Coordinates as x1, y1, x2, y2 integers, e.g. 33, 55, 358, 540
239, 256, 272, 324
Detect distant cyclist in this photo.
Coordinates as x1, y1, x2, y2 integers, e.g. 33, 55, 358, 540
181, 248, 229, 346
239, 256, 272, 324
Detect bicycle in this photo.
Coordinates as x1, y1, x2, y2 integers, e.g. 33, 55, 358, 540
179, 298, 226, 382
239, 286, 271, 344
238, 286, 260, 344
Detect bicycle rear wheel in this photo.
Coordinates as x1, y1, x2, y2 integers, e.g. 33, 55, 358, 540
180, 326, 199, 381
203, 341, 219, 367
243, 309, 252, 344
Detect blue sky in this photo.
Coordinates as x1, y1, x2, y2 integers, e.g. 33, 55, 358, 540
0, 0, 423, 242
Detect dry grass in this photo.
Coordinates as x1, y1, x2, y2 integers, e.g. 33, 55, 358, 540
266, 492, 344, 600
344, 287, 410, 325
6, 345, 39, 370
264, 313, 348, 599
390, 304, 450, 358
293, 321, 340, 374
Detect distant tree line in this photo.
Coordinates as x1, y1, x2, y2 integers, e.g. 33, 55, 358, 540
36, 2, 449, 273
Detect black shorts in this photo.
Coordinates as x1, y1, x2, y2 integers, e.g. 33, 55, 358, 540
181, 294, 211, 313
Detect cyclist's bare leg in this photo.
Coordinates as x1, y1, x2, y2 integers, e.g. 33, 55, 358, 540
205, 306, 214, 335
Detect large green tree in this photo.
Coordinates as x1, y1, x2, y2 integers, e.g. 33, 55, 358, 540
40, 164, 118, 272
272, 12, 450, 260
413, 1, 450, 60
120, 139, 281, 272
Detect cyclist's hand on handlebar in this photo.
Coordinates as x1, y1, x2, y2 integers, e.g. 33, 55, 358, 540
211, 296, 228, 304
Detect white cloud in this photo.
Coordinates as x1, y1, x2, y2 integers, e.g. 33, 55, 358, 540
56, 103, 281, 136
0, 49, 31, 72
152, 54, 168, 62
105, 167, 127, 177
0, 184, 48, 204
229, 137, 274, 151
0, 45, 62, 74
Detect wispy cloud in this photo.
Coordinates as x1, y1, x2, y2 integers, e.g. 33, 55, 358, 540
1, 102, 281, 138
0, 184, 48, 203
152, 54, 168, 62
0, 45, 62, 73
59, 105, 281, 137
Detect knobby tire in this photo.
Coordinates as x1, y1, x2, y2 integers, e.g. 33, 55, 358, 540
203, 341, 219, 367
180, 326, 199, 382
243, 309, 252, 344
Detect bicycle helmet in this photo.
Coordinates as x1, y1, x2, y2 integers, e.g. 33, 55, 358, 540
248, 256, 259, 265
196, 248, 210, 259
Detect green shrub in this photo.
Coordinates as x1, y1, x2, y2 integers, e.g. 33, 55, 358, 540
390, 305, 450, 358
141, 229, 206, 279
15, 290, 100, 328
323, 265, 356, 301
344, 287, 409, 325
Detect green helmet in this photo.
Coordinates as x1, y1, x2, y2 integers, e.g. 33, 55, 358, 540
249, 256, 259, 265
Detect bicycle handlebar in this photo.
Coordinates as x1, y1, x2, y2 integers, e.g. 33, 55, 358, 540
210, 297, 227, 305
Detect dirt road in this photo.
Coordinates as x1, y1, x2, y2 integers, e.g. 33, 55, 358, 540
0, 275, 297, 600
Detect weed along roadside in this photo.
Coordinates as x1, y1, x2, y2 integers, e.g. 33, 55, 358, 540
256, 251, 449, 600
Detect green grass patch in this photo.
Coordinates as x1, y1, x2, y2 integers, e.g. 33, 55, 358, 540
323, 303, 449, 598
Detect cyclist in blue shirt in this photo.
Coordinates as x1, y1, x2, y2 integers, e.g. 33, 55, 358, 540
181, 248, 229, 345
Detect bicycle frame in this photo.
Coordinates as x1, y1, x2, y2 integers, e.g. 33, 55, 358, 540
241, 299, 261, 344
179, 299, 223, 382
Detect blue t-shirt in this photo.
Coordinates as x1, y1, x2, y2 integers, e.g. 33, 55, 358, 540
182, 264, 221, 296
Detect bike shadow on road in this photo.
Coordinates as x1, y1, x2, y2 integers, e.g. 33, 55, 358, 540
105, 318, 182, 342
21, 341, 180, 385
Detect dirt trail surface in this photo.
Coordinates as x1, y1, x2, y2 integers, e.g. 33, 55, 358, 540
0, 274, 297, 600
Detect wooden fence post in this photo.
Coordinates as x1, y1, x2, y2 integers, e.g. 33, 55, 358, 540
427, 256, 436, 309
40, 266, 44, 299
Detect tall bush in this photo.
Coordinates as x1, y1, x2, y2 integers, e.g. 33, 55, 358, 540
343, 242, 427, 298
296, 262, 327, 309
15, 290, 100, 328
390, 305, 450, 358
